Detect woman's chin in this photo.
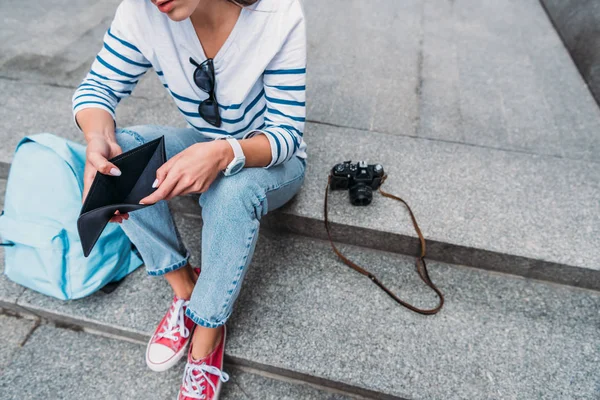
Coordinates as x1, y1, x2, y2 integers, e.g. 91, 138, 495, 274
164, 7, 192, 22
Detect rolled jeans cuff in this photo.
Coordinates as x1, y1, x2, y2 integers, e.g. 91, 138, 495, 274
185, 307, 226, 328
146, 250, 191, 276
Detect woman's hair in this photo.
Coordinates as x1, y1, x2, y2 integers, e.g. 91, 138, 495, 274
228, 0, 259, 6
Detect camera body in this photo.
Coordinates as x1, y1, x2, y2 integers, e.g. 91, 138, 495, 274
330, 161, 385, 206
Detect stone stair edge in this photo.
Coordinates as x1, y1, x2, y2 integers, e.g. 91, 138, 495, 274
0, 299, 400, 400
0, 316, 367, 400
0, 170, 598, 292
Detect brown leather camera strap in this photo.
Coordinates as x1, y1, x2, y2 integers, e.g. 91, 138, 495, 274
324, 175, 444, 315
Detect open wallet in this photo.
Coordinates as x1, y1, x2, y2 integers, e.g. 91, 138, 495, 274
78, 136, 166, 257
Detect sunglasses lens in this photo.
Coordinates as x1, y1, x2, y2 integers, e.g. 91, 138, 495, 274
194, 69, 214, 93
199, 98, 221, 127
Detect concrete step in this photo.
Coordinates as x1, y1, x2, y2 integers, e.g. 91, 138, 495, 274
1, 0, 599, 289
0, 315, 355, 400
1, 211, 599, 399
2, 78, 600, 292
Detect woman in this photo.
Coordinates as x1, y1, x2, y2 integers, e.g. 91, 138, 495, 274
73, 0, 306, 397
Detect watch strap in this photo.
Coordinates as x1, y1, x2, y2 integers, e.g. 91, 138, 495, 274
226, 137, 244, 160
224, 138, 245, 176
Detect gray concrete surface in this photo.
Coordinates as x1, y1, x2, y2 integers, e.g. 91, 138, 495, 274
420, 0, 600, 161
0, 0, 120, 87
0, 179, 26, 306
0, 315, 37, 373
221, 367, 354, 400
0, 322, 348, 400
276, 123, 600, 289
307, 0, 600, 162
6, 217, 600, 399
304, 0, 422, 137
541, 0, 600, 105
0, 247, 25, 306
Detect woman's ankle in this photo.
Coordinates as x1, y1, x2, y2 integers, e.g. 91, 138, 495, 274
164, 263, 196, 300
191, 325, 223, 360
188, 265, 200, 284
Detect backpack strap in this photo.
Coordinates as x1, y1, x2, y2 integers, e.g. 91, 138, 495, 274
17, 134, 87, 193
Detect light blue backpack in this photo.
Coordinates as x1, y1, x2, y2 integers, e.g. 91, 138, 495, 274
0, 134, 143, 300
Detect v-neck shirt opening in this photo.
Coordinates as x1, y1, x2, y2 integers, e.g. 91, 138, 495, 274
181, 7, 247, 72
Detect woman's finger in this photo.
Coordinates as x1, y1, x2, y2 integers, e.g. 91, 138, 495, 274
109, 210, 129, 223
165, 179, 193, 200
109, 215, 124, 223
82, 165, 97, 203
87, 152, 121, 176
110, 210, 121, 223
154, 153, 180, 188
140, 172, 178, 204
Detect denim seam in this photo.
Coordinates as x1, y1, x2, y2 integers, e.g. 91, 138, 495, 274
264, 171, 305, 194
146, 250, 190, 276
215, 221, 259, 322
261, 168, 305, 214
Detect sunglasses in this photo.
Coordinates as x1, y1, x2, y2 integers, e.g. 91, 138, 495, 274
189, 57, 221, 127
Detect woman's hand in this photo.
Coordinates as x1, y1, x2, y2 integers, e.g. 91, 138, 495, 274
139, 140, 233, 204
83, 135, 129, 223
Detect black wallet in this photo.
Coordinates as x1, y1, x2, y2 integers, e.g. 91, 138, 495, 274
78, 136, 166, 257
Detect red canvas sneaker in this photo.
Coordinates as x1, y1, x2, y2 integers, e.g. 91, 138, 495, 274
146, 296, 196, 372
178, 326, 229, 400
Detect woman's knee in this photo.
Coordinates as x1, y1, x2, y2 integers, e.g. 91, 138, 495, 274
115, 125, 157, 151
200, 173, 266, 220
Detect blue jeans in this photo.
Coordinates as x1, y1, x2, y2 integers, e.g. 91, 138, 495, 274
115, 125, 305, 328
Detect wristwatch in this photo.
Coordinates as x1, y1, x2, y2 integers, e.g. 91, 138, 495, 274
223, 137, 246, 176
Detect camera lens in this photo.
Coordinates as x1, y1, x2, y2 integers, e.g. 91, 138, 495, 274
349, 184, 373, 206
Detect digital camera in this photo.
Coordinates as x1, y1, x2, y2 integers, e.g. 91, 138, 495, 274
330, 161, 384, 206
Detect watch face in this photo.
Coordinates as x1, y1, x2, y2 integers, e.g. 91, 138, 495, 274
230, 161, 244, 175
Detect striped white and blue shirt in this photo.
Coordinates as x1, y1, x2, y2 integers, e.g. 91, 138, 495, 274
72, 0, 307, 167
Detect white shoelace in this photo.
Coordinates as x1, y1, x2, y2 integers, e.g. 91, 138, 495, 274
181, 363, 230, 399
157, 298, 190, 341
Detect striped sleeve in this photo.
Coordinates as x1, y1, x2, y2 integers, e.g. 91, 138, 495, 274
247, 1, 306, 168
72, 2, 150, 125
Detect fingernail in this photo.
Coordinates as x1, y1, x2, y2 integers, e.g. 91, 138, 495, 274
110, 168, 122, 176
139, 201, 145, 205
152, 179, 159, 188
